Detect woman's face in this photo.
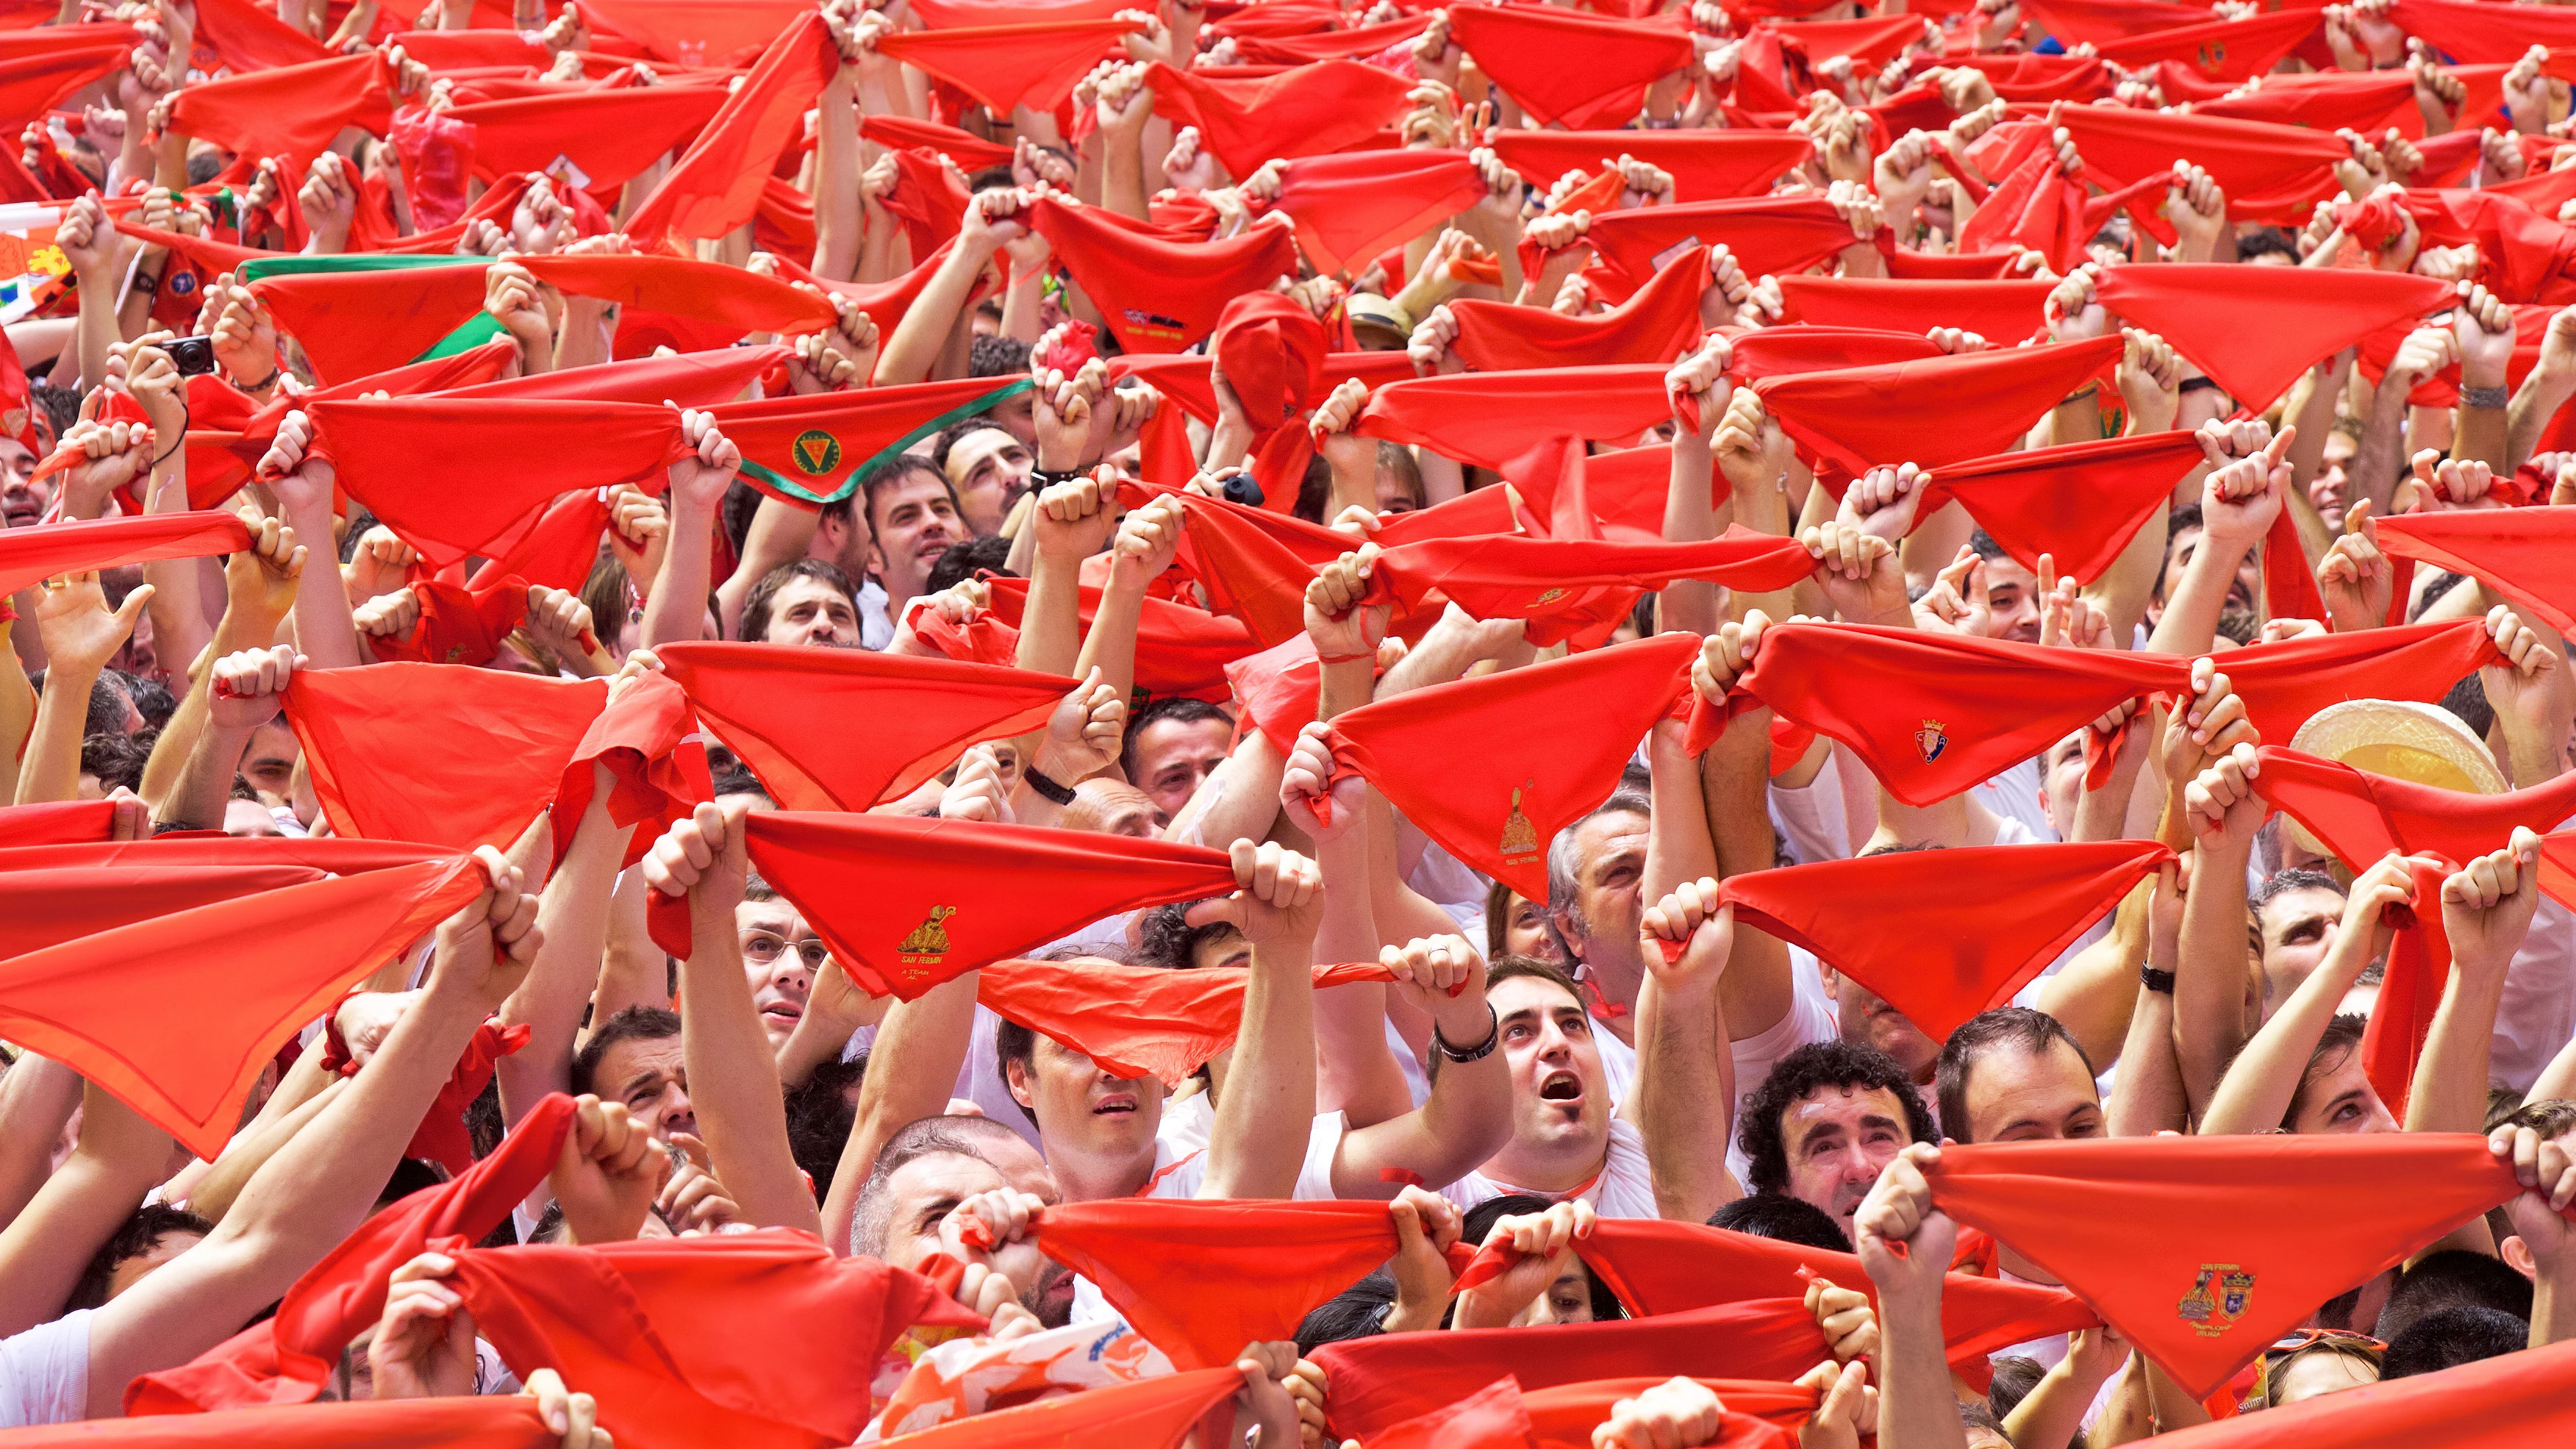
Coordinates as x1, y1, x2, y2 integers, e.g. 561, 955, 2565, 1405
2272, 1348, 2378, 1406
1509, 1254, 1597, 1327
1500, 892, 1558, 961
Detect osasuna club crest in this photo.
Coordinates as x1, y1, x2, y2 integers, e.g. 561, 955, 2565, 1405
1914, 718, 1947, 763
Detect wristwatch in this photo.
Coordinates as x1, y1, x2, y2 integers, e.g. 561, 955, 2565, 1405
2140, 965, 2176, 995
1022, 766, 1076, 805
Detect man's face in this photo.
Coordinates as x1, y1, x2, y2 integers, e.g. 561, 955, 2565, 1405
1778, 1083, 1917, 1239
1557, 809, 1649, 983
1491, 975, 1609, 1154
223, 798, 283, 837
1978, 555, 2040, 643
737, 898, 823, 1050
984, 390, 1037, 447
761, 575, 861, 649
240, 721, 299, 805
867, 473, 965, 608
105, 1228, 206, 1302
1012, 1034, 1164, 1163
1961, 1040, 2105, 1144
2161, 526, 2259, 621
1372, 462, 1420, 515
1825, 969, 1942, 1081
2293, 1047, 2400, 1135
0, 437, 45, 529
1063, 778, 1164, 837
2039, 733, 2086, 839
2257, 885, 2347, 1015
876, 1151, 1077, 1326
1130, 715, 1232, 818
944, 429, 1033, 537
2272, 1349, 2378, 1405
595, 1033, 694, 1142
813, 507, 872, 582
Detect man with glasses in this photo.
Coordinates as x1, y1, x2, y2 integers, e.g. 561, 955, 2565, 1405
737, 879, 831, 1053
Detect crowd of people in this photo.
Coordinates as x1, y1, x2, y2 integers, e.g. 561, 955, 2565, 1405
8, 0, 2576, 1445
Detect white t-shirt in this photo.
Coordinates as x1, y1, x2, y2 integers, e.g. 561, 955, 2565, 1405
1973, 759, 2059, 845
0, 1310, 91, 1428
859, 579, 895, 651
1439, 1117, 1659, 1220
1068, 1112, 1350, 1325
1724, 948, 1840, 1185
1770, 768, 1853, 866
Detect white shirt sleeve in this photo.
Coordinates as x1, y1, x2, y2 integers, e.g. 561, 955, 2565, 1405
1770, 770, 1852, 865
0, 1310, 93, 1428
1724, 949, 1839, 1187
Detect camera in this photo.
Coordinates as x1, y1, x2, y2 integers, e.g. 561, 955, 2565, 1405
164, 336, 216, 376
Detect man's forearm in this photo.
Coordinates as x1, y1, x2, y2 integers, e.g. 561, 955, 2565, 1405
1875, 1292, 1969, 1449
159, 720, 255, 831
641, 494, 718, 649
2408, 957, 2511, 1137
1202, 941, 1317, 1200
279, 498, 362, 670
1636, 974, 1736, 1223
1661, 433, 1720, 636
2172, 841, 2254, 1117
13, 663, 100, 805
679, 900, 822, 1234
812, 74, 862, 283
2351, 381, 2411, 520
0, 1085, 171, 1337
823, 969, 980, 1256
2507, 368, 2576, 475
1310, 831, 1406, 1123
495, 774, 634, 1128
1072, 580, 1145, 707
876, 240, 995, 386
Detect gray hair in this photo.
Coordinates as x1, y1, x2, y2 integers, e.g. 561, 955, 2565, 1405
848, 1113, 1028, 1258
1542, 787, 1652, 956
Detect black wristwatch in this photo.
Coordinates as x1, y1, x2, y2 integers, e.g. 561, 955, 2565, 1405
1022, 766, 1076, 805
1432, 1004, 1500, 1064
2140, 965, 2176, 995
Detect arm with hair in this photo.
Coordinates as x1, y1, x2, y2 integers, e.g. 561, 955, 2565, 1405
1163, 729, 1287, 848
1074, 496, 1179, 709
0, 1083, 172, 1338
496, 763, 636, 1129
876, 197, 1012, 387
1631, 887, 1742, 1223
1199, 894, 1320, 1201
1014, 477, 1111, 682
676, 885, 821, 1235
1699, 704, 1795, 1042
715, 497, 822, 638
0, 1054, 80, 1234
1857, 1149, 1968, 1449
179, 1077, 348, 1228
2108, 867, 2190, 1137
823, 971, 979, 1256
1642, 722, 1716, 926
2173, 834, 2257, 1121
1328, 1006, 1511, 1198
2034, 876, 2150, 1076
641, 444, 729, 651
1297, 768, 1409, 1124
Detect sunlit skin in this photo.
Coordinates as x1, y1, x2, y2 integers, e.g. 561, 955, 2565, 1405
1128, 715, 1232, 819
1779, 1084, 1915, 1239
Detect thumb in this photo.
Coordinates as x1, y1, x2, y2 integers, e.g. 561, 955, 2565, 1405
112, 582, 155, 626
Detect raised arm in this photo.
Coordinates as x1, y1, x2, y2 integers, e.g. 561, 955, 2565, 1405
138, 518, 301, 815
0, 1083, 172, 1337
1328, 937, 1513, 1197
497, 757, 640, 1129
14, 571, 149, 805
2413, 832, 2545, 1138
1631, 879, 1742, 1223
640, 411, 739, 650
1195, 841, 1323, 1201
2172, 746, 2266, 1120
259, 411, 362, 670
1856, 1143, 1968, 1449
1279, 724, 1410, 1126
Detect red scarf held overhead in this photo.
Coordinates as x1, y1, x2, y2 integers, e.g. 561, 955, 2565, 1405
712, 376, 1034, 509
877, 18, 1141, 116
1446, 4, 1693, 129
1024, 196, 1303, 354
1372, 1376, 1542, 1449
978, 958, 1399, 1087
13, 1395, 569, 1448
440, 82, 731, 193
2192, 68, 2418, 134
1452, 1217, 2098, 1373
2375, 506, 2576, 637
1518, 1378, 1811, 1449
1717, 842, 2174, 1043
643, 812, 1242, 998
1561, 197, 1864, 304
1031, 1198, 1480, 1370
1356, 363, 1674, 470
2090, 265, 2454, 412
1979, 107, 2346, 223
283, 665, 611, 853
863, 1367, 1248, 1449
1359, 529, 1814, 648
1140, 60, 1414, 179
460, 489, 616, 597
365, 576, 531, 670
651, 643, 1070, 812
248, 262, 492, 385
1270, 151, 1485, 280
980, 574, 1258, 700
0, 798, 114, 845
1147, 487, 1382, 648
129, 1094, 579, 1414
0, 842, 490, 1162
170, 50, 392, 168
0, 512, 248, 599
1448, 243, 1707, 373
1213, 290, 1328, 434
859, 112, 1014, 168
1771, 276, 2053, 346
1955, 148, 2166, 274
1922, 1134, 2566, 1400
1906, 432, 2208, 584
2249, 746, 2576, 895
437, 1231, 985, 1449
623, 12, 837, 246
1722, 325, 1945, 380
546, 670, 713, 873
2089, 7, 2322, 80
2386, 0, 2576, 60
1326, 634, 1697, 899
1484, 129, 1814, 204
1751, 336, 2124, 483
574, 0, 809, 63
2133, 1335, 2576, 1448
1314, 1301, 1835, 1442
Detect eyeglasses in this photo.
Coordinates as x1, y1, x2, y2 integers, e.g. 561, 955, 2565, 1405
743, 932, 829, 970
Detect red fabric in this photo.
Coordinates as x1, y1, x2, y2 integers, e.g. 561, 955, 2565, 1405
364, 579, 529, 668
1519, 1379, 1812, 1448
1722, 326, 1944, 379
439, 1231, 985, 1449
2388, 0, 2576, 62
881, 146, 972, 257
437, 348, 787, 408
1983, 107, 2344, 223
979, 958, 1398, 1088
1454, 1217, 2099, 1370
1142, 60, 1414, 179
171, 52, 392, 173
465, 489, 617, 597
652, 643, 1069, 811
2091, 265, 2452, 409
981, 574, 1259, 699
0, 44, 153, 133
1570, 197, 1861, 301
18, 1396, 562, 1448
1154, 488, 1371, 647
1922, 1134, 2557, 1399
2376, 506, 2576, 637
1909, 432, 2208, 584
2016, 0, 2206, 43
2091, 8, 2320, 81
1772, 277, 2052, 346
1235, 14, 1429, 62
1719, 842, 2174, 1042
2124, 1333, 2576, 1447
1371, 1376, 1541, 1449
186, 0, 332, 74
1034, 1198, 1474, 1369
576, 0, 809, 65
1272, 151, 1484, 278
1448, 4, 1692, 129
1362, 529, 1813, 648
879, 20, 1138, 115
644, 812, 1242, 998
524, 254, 837, 337
283, 665, 609, 852
2251, 745, 2576, 890
2193, 69, 2416, 134
1449, 244, 1706, 372
860, 113, 1014, 168
1750, 336, 2123, 481
249, 262, 494, 384
1214, 290, 1328, 430
711, 376, 1033, 508
0, 838, 492, 1167
0, 512, 248, 599
1486, 129, 1811, 203
1329, 634, 1698, 898
305, 398, 687, 568
547, 670, 712, 873
1109, 351, 1417, 425
0, 799, 112, 845
851, 1367, 1248, 1449
443, 84, 731, 193
623, 12, 835, 246
1314, 1301, 1834, 1441
1358, 363, 1673, 468
1026, 196, 1302, 352
359, 1018, 529, 1175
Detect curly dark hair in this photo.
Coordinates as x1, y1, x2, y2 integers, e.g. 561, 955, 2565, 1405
1737, 1040, 1936, 1198
65, 1203, 212, 1311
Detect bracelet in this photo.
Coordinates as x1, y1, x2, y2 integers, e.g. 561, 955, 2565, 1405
237, 365, 281, 392
1315, 649, 1375, 665
1030, 465, 1087, 490
2140, 965, 2175, 995
2460, 384, 2509, 409
1431, 1003, 1500, 1064
1022, 766, 1076, 805
2176, 376, 2223, 395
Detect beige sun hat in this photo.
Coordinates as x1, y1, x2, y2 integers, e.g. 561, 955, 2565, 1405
2283, 698, 2505, 854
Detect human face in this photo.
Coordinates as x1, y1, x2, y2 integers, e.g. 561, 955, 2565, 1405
1373, 461, 1421, 514
737, 898, 824, 1049
1978, 555, 2040, 643
761, 575, 861, 649
223, 798, 283, 837
104, 1228, 205, 1302
1189, 923, 1251, 972
1559, 809, 1649, 991
240, 720, 299, 804
1509, 1257, 1598, 1326
1825, 970, 1942, 1081
0, 437, 44, 529
1010, 1034, 1163, 1164
1779, 1084, 1916, 1239
1491, 976, 1609, 1156
1498, 890, 1558, 961
2160, 526, 2258, 621
1130, 715, 1232, 818
2039, 733, 2086, 839
2256, 885, 2345, 1013
944, 429, 1033, 537
876, 1151, 1077, 1325
1961, 1041, 2105, 1144
2291, 1046, 2400, 1135
595, 1034, 694, 1141
984, 390, 1037, 447
867, 472, 965, 609
2272, 1348, 2378, 1405
1064, 778, 1164, 837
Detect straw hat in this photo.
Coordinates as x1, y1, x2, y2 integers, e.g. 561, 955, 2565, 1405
2283, 698, 2505, 854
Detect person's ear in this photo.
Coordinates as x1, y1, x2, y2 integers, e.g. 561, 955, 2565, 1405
1820, 965, 1844, 1001
2502, 1233, 2539, 1283
1004, 1055, 1036, 1112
